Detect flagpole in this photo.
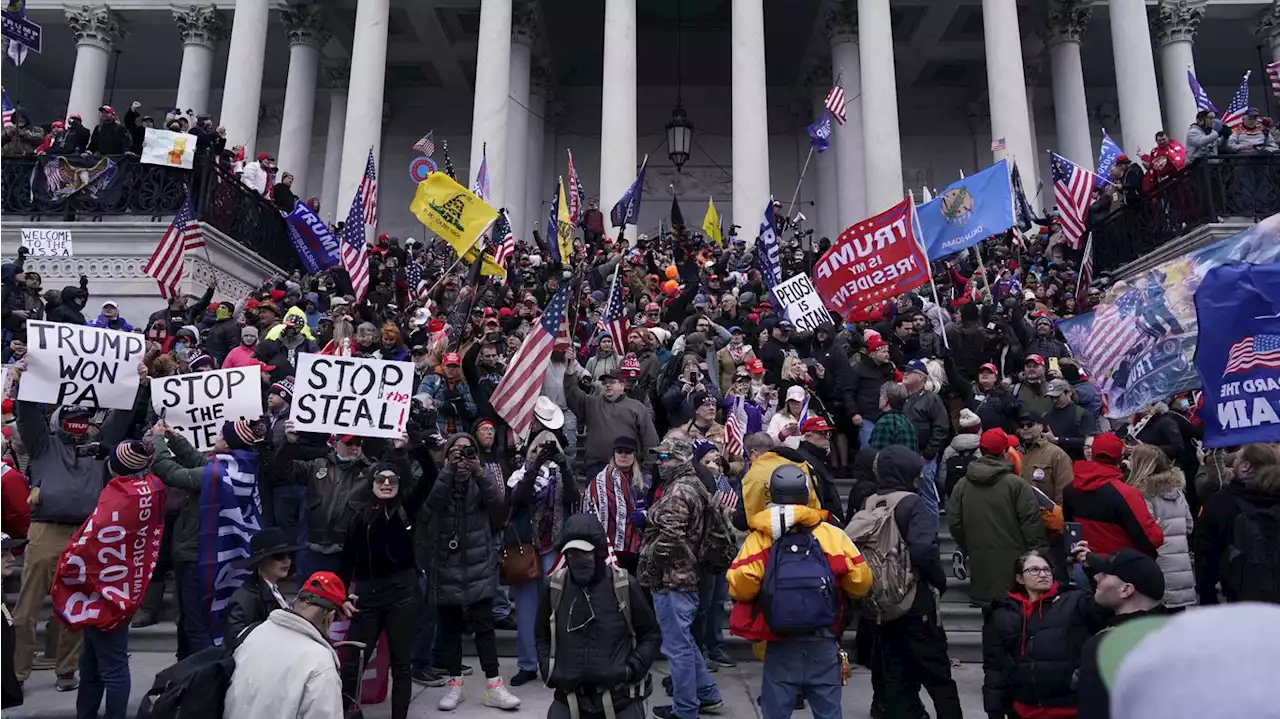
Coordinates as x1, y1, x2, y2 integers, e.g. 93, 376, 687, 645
1075, 234, 1093, 302
908, 192, 949, 350
785, 145, 815, 219
972, 245, 993, 301
423, 234, 482, 299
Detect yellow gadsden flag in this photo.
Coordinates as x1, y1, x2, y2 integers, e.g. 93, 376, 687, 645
702, 196, 723, 246
410, 171, 506, 278
556, 177, 573, 264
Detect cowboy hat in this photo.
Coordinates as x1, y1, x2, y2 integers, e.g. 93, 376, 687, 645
233, 527, 306, 568
533, 396, 565, 430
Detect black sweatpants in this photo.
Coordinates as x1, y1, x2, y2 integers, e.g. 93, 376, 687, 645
438, 599, 501, 679
876, 610, 963, 719
340, 573, 421, 719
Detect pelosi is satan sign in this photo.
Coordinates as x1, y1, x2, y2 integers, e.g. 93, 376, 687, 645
290, 354, 414, 438
812, 198, 930, 318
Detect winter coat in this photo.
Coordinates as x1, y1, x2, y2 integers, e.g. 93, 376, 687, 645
982, 583, 1107, 715
947, 455, 1048, 603
1134, 410, 1185, 465
149, 434, 219, 564
223, 344, 259, 368
564, 372, 659, 468
1013, 379, 1053, 418
638, 463, 713, 593
1, 123, 44, 157
1130, 469, 1196, 608
1, 282, 43, 337
1019, 439, 1074, 505
872, 446, 948, 614
86, 313, 133, 332
416, 371, 478, 436
1074, 607, 1169, 719
740, 450, 824, 523
535, 514, 661, 713
87, 120, 132, 155
204, 317, 243, 365
937, 433, 980, 499
240, 161, 269, 194
1227, 125, 1278, 153
1042, 402, 1096, 460
1193, 468, 1280, 605
223, 573, 289, 651
1062, 460, 1164, 556
223, 610, 344, 719
273, 446, 372, 556
715, 344, 756, 392
846, 356, 897, 421
904, 388, 949, 461
16, 402, 117, 525
727, 504, 873, 641
1186, 122, 1220, 162
424, 438, 505, 607
46, 286, 87, 325
1069, 379, 1102, 421
946, 320, 991, 380
966, 385, 1021, 434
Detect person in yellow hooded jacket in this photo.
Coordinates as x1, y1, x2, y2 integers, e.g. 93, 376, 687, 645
263, 306, 319, 366
726, 463, 873, 719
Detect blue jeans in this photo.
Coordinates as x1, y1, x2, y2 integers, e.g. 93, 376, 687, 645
492, 536, 512, 621
858, 419, 877, 448
77, 625, 130, 719
760, 641, 843, 719
654, 589, 722, 719
175, 562, 211, 658
514, 552, 558, 672
694, 573, 728, 655
919, 459, 940, 523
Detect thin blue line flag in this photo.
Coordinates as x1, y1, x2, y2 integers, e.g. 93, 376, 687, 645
1095, 132, 1123, 189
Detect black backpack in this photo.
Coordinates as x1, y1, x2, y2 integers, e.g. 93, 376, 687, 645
1227, 499, 1280, 603
758, 526, 839, 635
135, 645, 236, 719
943, 447, 978, 500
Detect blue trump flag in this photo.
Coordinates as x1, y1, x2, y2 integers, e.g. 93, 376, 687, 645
807, 110, 832, 153
609, 157, 648, 230
915, 158, 1015, 260
283, 201, 343, 274
1194, 262, 1280, 448
197, 450, 262, 646
756, 199, 782, 296
545, 184, 561, 263
1095, 132, 1123, 189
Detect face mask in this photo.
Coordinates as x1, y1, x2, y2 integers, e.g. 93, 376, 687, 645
566, 553, 598, 586
1174, 399, 1189, 411
173, 341, 187, 353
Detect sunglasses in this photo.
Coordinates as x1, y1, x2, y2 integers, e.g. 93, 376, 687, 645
269, 552, 292, 562
656, 452, 672, 461
1019, 421, 1038, 429
374, 474, 399, 485
615, 448, 636, 455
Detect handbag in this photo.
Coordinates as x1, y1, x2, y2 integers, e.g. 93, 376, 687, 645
498, 516, 541, 586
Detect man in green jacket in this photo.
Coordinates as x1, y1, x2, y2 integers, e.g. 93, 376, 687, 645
946, 428, 1048, 605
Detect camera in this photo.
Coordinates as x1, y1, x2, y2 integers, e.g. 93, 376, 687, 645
460, 445, 478, 459
74, 442, 102, 458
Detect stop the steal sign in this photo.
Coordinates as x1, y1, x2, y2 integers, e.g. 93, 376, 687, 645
290, 354, 413, 438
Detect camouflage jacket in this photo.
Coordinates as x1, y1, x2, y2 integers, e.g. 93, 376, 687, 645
638, 472, 711, 592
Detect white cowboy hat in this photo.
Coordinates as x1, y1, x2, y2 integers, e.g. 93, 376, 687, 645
533, 396, 565, 431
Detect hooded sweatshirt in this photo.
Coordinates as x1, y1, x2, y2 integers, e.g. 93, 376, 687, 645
1062, 460, 1164, 556
46, 285, 87, 325
946, 455, 1047, 602
1193, 466, 1280, 604
17, 404, 109, 524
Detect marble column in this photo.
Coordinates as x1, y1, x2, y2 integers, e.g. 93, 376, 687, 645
1109, 0, 1164, 155
506, 9, 537, 230
172, 6, 226, 117
219, 0, 271, 155
1153, 0, 1205, 145
981, 0, 1038, 190
64, 6, 127, 130
732, 0, 770, 235
1255, 4, 1280, 65
827, 1, 866, 227
525, 66, 550, 242
599, 0, 636, 237
857, 0, 904, 213
337, 0, 390, 230
470, 0, 513, 210
1046, 1, 1094, 168
807, 65, 838, 241
277, 5, 328, 199
320, 66, 348, 226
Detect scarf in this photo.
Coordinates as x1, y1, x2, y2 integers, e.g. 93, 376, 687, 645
197, 450, 263, 646
589, 464, 644, 555
512, 431, 570, 552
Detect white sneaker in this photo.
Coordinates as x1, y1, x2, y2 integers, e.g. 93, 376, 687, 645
437, 678, 464, 711
483, 677, 521, 710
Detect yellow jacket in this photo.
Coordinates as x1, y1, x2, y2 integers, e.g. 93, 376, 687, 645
264, 306, 316, 341
741, 452, 822, 518
726, 504, 874, 641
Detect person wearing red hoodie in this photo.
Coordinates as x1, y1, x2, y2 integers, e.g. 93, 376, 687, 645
1062, 433, 1163, 556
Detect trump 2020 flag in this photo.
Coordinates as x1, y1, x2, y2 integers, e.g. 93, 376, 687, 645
756, 199, 782, 295
609, 156, 648, 230
197, 450, 262, 646
1095, 131, 1123, 189
1194, 262, 1280, 448
915, 158, 1015, 260
807, 110, 832, 153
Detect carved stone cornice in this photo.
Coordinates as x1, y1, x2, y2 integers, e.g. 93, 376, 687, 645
171, 4, 226, 50
1255, 3, 1280, 47
1045, 0, 1091, 47
280, 4, 331, 48
322, 63, 349, 89
65, 5, 128, 51
1152, 0, 1206, 48
825, 0, 857, 45
512, 8, 539, 47
530, 62, 552, 98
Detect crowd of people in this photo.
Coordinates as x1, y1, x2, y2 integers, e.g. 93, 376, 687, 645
1, 109, 1280, 719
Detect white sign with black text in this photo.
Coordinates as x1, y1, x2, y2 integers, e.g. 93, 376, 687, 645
151, 366, 263, 451
290, 354, 413, 439
17, 321, 146, 410
772, 273, 830, 334
21, 228, 73, 256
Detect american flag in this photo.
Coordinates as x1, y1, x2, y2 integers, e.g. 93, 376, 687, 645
1221, 72, 1252, 129
1187, 68, 1218, 114
1051, 152, 1094, 250
358, 148, 378, 230
492, 210, 516, 271
1, 89, 12, 124
990, 137, 1007, 152
1086, 288, 1144, 381
144, 196, 204, 299
491, 287, 572, 439
412, 130, 435, 157
472, 143, 490, 201
824, 84, 846, 125
1267, 62, 1280, 102
566, 149, 583, 223
341, 181, 371, 301
1224, 334, 1280, 376
724, 395, 747, 459
599, 265, 629, 353
406, 260, 427, 303
1076, 235, 1093, 307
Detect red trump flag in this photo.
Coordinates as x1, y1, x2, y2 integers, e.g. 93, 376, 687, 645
813, 198, 930, 318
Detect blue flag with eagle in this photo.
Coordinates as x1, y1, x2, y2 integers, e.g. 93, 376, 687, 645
915, 158, 1015, 260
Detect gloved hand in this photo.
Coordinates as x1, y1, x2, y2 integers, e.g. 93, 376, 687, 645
583, 663, 628, 688
629, 509, 646, 529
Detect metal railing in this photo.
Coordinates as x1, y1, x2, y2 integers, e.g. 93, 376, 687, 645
1089, 154, 1280, 275
0, 153, 297, 270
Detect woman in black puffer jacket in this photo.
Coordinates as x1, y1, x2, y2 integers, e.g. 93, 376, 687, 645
982, 551, 1108, 719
